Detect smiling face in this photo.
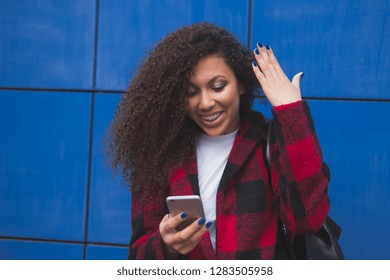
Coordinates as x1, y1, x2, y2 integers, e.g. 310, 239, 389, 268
186, 55, 243, 137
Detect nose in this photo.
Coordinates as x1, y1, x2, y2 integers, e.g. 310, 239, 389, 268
198, 91, 215, 111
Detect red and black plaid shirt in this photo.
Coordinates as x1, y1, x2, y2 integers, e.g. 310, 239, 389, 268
129, 100, 330, 259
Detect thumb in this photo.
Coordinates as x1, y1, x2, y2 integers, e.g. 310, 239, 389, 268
161, 214, 170, 223
292, 72, 304, 89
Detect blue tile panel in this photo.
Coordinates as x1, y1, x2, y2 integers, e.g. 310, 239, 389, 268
0, 239, 83, 260
0, 90, 91, 241
251, 0, 390, 100
88, 93, 132, 244
86, 244, 128, 260
308, 100, 390, 260
0, 0, 96, 89
96, 0, 249, 91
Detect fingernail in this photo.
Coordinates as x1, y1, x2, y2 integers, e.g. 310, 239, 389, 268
168, 213, 171, 218
252, 61, 258, 67
301, 72, 305, 79
266, 44, 271, 50
254, 48, 260, 55
257, 41, 263, 48
198, 217, 206, 225
181, 212, 188, 219
206, 221, 213, 228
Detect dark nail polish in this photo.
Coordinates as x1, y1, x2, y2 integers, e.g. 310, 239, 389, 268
181, 212, 188, 219
206, 221, 213, 228
266, 44, 271, 50
257, 41, 263, 48
254, 48, 260, 55
198, 217, 206, 225
252, 61, 258, 67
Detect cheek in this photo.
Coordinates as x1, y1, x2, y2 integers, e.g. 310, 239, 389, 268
227, 95, 241, 120
225, 91, 241, 110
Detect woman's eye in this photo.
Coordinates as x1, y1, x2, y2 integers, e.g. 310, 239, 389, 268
212, 84, 226, 92
188, 90, 198, 96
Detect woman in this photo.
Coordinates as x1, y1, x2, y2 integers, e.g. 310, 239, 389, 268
108, 22, 330, 259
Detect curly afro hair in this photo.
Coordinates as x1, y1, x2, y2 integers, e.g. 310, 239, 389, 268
108, 22, 261, 194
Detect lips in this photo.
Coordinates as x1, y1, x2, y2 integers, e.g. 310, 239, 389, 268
201, 112, 222, 122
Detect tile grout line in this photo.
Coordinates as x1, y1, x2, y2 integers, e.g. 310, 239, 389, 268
0, 87, 124, 94
82, 0, 100, 260
247, 0, 252, 49
0, 236, 128, 248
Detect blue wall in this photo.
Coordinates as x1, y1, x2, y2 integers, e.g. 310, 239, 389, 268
0, 0, 389, 260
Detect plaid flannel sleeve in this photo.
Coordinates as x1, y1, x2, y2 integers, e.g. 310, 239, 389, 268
128, 188, 167, 259
270, 100, 330, 234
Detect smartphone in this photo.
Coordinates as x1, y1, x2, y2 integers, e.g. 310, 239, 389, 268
166, 195, 205, 231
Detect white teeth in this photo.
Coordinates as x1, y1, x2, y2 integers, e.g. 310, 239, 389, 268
202, 113, 221, 122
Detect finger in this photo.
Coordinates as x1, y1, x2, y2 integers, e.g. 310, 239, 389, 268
266, 46, 288, 80
256, 42, 277, 79
161, 214, 170, 223
164, 218, 204, 249
159, 214, 171, 234
178, 217, 207, 240
188, 221, 212, 242
252, 60, 266, 85
173, 219, 211, 254
292, 72, 304, 90
160, 212, 190, 246
162, 212, 189, 231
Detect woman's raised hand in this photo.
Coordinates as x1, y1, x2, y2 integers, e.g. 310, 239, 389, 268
252, 43, 303, 107
159, 212, 211, 259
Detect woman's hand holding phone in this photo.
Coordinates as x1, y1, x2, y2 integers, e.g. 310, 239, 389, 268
159, 212, 210, 259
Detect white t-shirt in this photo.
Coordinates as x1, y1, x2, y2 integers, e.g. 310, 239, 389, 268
196, 130, 237, 250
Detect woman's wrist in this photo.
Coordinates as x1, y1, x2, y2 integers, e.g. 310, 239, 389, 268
272, 99, 303, 112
